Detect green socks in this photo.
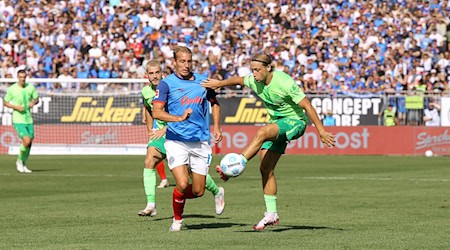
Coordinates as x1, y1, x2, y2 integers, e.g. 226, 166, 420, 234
143, 168, 156, 203
205, 174, 219, 196
17, 144, 26, 163
23, 147, 31, 165
241, 154, 248, 163
264, 195, 277, 213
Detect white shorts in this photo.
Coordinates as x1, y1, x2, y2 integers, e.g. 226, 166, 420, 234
164, 140, 212, 176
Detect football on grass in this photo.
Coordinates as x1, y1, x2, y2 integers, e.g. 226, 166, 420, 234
219, 153, 246, 177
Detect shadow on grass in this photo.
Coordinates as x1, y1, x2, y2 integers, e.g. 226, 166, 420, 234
186, 222, 248, 230
29, 169, 61, 172
152, 214, 226, 222
237, 225, 344, 233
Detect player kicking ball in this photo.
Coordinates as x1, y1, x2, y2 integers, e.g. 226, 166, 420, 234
152, 46, 224, 231
3, 69, 39, 173
138, 60, 224, 220
202, 53, 335, 231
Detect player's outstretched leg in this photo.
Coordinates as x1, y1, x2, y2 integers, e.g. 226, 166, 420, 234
204, 174, 225, 215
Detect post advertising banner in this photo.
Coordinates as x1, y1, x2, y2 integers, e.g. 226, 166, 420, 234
0, 95, 142, 126
1, 125, 449, 155
214, 126, 450, 156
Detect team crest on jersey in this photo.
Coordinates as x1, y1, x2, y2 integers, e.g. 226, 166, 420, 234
155, 90, 159, 98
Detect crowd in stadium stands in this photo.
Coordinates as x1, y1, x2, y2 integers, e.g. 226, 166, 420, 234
0, 0, 450, 97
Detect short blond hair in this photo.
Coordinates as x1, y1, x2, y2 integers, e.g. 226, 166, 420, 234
173, 46, 192, 60
145, 60, 161, 72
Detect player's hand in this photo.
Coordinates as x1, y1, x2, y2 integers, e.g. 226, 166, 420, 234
179, 108, 192, 121
213, 126, 222, 143
215, 165, 229, 182
148, 128, 165, 140
320, 131, 335, 148
201, 78, 221, 90
16, 105, 25, 112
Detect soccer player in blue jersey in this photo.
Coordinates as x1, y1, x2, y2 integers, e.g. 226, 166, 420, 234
152, 46, 223, 231
139, 60, 225, 218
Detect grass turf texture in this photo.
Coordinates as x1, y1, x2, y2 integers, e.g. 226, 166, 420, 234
1, 155, 449, 249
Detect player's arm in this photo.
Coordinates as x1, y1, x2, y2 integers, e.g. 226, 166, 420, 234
3, 89, 25, 112
28, 98, 39, 108
142, 106, 147, 124
208, 89, 223, 143
3, 99, 25, 112
144, 105, 153, 133
152, 102, 191, 122
201, 76, 245, 90
151, 81, 192, 122
287, 80, 335, 147
299, 97, 335, 147
149, 125, 167, 140
29, 86, 39, 108
144, 103, 167, 139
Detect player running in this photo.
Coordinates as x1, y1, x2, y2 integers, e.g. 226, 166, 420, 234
138, 60, 225, 219
3, 69, 40, 173
152, 46, 223, 231
201, 53, 335, 231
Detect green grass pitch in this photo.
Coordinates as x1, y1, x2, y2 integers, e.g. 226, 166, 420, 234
1, 155, 449, 249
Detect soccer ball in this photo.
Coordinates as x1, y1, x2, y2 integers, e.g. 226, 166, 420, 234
425, 150, 433, 157
219, 153, 246, 177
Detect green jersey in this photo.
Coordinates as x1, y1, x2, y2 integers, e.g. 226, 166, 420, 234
141, 85, 166, 129
4, 83, 38, 124
243, 71, 307, 123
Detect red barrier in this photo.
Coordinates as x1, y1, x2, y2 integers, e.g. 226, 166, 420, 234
216, 126, 450, 156
1, 125, 449, 155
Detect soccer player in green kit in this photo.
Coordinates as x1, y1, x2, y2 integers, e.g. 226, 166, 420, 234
138, 60, 225, 217
202, 53, 336, 230
3, 69, 39, 173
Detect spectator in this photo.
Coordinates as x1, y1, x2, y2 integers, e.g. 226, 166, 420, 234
0, 0, 447, 97
380, 104, 398, 126
423, 102, 441, 126
323, 110, 336, 126
57, 67, 73, 91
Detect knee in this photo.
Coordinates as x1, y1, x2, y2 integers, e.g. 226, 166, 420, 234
144, 157, 157, 169
255, 128, 270, 142
176, 181, 189, 192
193, 188, 205, 197
260, 165, 274, 177
22, 139, 32, 147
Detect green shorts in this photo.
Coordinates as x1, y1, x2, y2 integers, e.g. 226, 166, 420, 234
261, 118, 306, 154
13, 124, 35, 139
147, 136, 166, 155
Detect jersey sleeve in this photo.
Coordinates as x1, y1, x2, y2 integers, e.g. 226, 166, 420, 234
31, 85, 38, 100
141, 91, 151, 108
4, 87, 12, 102
243, 75, 254, 88
285, 78, 306, 104
206, 88, 218, 104
152, 80, 169, 104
